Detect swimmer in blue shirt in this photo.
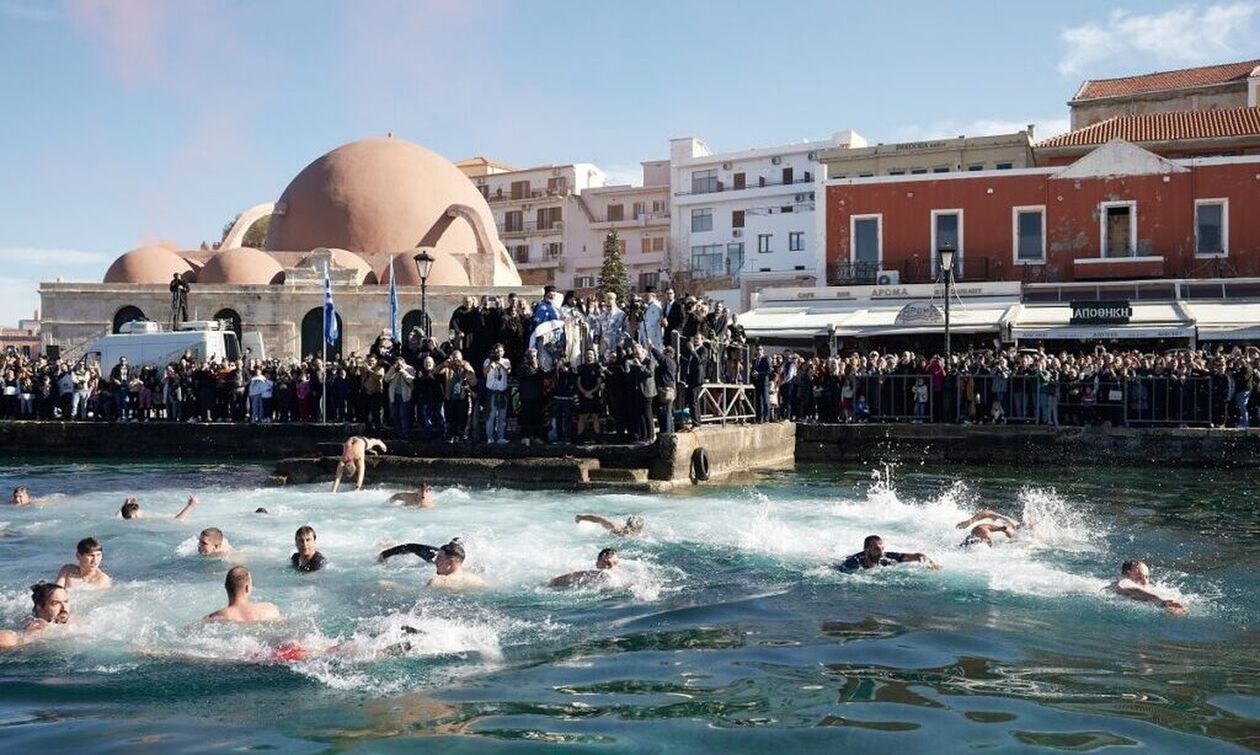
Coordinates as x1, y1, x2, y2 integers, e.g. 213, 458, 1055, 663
835, 535, 938, 573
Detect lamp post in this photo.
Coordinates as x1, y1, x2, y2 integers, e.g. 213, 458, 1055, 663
413, 249, 435, 338
938, 243, 956, 364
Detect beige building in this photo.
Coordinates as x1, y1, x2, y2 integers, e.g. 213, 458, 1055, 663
1068, 59, 1260, 130
41, 137, 533, 363
563, 160, 671, 292
817, 128, 1036, 179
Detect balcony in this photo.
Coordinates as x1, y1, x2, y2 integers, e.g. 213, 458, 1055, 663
827, 257, 998, 286
589, 211, 670, 226
512, 246, 563, 270
498, 220, 565, 237
484, 187, 569, 203
675, 176, 815, 197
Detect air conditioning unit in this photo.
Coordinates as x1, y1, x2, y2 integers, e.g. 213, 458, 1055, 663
807, 151, 817, 161
794, 193, 807, 202
721, 161, 732, 170
732, 229, 743, 238
876, 269, 900, 285
771, 156, 782, 165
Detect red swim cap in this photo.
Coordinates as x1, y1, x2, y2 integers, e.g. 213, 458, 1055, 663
271, 641, 308, 662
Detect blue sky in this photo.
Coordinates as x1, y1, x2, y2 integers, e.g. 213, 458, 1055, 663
1, 0, 1257, 325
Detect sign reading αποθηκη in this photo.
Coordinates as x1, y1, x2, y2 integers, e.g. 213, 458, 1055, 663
1069, 300, 1131, 325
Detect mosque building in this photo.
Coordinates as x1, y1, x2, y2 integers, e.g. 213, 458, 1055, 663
39, 136, 534, 362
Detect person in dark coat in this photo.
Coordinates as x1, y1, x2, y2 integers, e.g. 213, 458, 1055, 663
517, 349, 547, 444
625, 344, 658, 442
680, 334, 709, 428
653, 344, 678, 434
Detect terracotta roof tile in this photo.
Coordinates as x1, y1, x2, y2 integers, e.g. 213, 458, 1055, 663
1076, 59, 1259, 100
1036, 107, 1260, 148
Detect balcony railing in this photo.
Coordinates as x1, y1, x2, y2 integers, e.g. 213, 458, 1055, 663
497, 220, 564, 235
484, 187, 568, 203
828, 257, 997, 286
676, 176, 815, 197
590, 211, 670, 224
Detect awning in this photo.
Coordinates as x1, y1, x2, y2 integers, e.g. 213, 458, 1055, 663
1184, 301, 1260, 341
738, 299, 1019, 340
838, 302, 1016, 337
1012, 302, 1194, 341
738, 308, 850, 340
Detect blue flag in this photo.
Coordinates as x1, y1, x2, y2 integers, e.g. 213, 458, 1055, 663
323, 271, 338, 346
388, 255, 399, 340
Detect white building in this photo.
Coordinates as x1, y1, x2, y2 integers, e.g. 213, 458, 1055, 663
668, 131, 865, 307
562, 160, 671, 292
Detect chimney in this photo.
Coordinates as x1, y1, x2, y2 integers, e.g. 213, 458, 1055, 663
1027, 123, 1036, 140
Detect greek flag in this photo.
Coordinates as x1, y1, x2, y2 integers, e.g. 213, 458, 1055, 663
323, 270, 338, 345
388, 255, 399, 340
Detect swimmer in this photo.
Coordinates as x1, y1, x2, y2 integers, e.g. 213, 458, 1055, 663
574, 514, 645, 537
197, 527, 230, 556
291, 525, 327, 572
1108, 560, 1187, 615
378, 538, 486, 590
834, 535, 939, 573
255, 507, 269, 515
10, 486, 36, 506
331, 436, 388, 492
0, 583, 70, 649
120, 495, 198, 520
955, 510, 1021, 547
548, 547, 620, 588
200, 566, 282, 624
387, 484, 435, 508
55, 537, 112, 588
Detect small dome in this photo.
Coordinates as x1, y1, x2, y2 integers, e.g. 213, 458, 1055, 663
198, 247, 285, 285
378, 251, 469, 287
104, 245, 196, 284
298, 247, 377, 285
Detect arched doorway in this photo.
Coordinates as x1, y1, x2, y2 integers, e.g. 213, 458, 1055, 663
212, 308, 242, 339
112, 306, 147, 334
301, 307, 342, 360
401, 309, 432, 341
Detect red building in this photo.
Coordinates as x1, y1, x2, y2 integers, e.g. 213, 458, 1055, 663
823, 140, 1260, 285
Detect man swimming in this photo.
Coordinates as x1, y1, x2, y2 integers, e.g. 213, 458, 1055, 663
387, 484, 435, 508
835, 535, 939, 573
1108, 560, 1187, 615
197, 527, 230, 556
574, 514, 645, 537
10, 486, 34, 506
0, 583, 70, 649
332, 436, 388, 492
200, 566, 282, 624
955, 510, 1021, 547
292, 525, 327, 572
55, 537, 112, 588
378, 538, 486, 590
548, 548, 620, 588
120, 495, 198, 520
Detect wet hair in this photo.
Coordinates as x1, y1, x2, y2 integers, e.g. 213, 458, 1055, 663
12, 485, 28, 500
254, 507, 269, 514
30, 581, 62, 608
863, 535, 883, 549
295, 525, 316, 540
598, 547, 617, 561
200, 527, 225, 546
225, 565, 251, 596
1120, 559, 1145, 576
120, 499, 140, 519
76, 537, 101, 555
439, 538, 465, 562
625, 516, 645, 533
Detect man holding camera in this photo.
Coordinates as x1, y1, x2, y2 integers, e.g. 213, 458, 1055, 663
483, 343, 511, 444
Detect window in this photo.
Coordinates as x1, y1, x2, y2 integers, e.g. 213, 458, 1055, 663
858, 172, 875, 178
691, 208, 713, 232
536, 206, 562, 230
1100, 201, 1136, 258
512, 245, 529, 263
544, 242, 564, 258
889, 170, 905, 176
851, 214, 881, 265
546, 176, 567, 193
1195, 199, 1228, 256
652, 237, 665, 252
576, 275, 595, 288
789, 232, 804, 251
931, 210, 963, 277
732, 209, 745, 228
932, 166, 950, 173
607, 204, 624, 222
638, 271, 660, 290
640, 237, 651, 254
758, 234, 772, 253
1012, 205, 1045, 263
632, 201, 644, 218
995, 162, 1013, 170
503, 210, 523, 233
733, 172, 746, 190
967, 164, 984, 171
726, 243, 744, 275
780, 205, 794, 214
652, 199, 665, 213
510, 180, 531, 199
910, 168, 927, 175
782, 167, 794, 184
690, 244, 724, 277
691, 169, 719, 194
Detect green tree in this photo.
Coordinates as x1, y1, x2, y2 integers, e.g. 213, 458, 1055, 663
219, 213, 270, 249
598, 229, 631, 302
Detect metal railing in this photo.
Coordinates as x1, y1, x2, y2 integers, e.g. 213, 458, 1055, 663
675, 176, 815, 196
1123, 375, 1214, 427
900, 256, 994, 283
498, 220, 564, 235
853, 373, 934, 422
828, 261, 881, 285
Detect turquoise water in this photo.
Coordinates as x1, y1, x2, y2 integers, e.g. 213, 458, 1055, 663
0, 460, 1257, 753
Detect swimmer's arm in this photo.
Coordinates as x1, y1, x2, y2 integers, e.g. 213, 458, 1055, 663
378, 543, 438, 563
331, 463, 344, 493
174, 496, 197, 520
574, 514, 618, 532
1112, 584, 1186, 613
354, 460, 366, 491
365, 439, 388, 455
956, 510, 1013, 529
548, 572, 581, 588
54, 564, 74, 588
897, 552, 941, 570
0, 629, 23, 649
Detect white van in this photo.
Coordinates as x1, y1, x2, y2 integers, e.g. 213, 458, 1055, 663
86, 320, 258, 369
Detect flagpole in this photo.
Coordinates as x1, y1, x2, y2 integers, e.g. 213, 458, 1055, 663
322, 262, 328, 424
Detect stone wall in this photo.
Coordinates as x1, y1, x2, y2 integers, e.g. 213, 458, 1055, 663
657, 423, 797, 481
797, 423, 1260, 468
0, 420, 357, 460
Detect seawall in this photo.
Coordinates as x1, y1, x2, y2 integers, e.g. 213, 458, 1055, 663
0, 420, 360, 460
796, 423, 1260, 468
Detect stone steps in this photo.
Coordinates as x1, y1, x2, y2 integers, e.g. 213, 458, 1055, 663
587, 467, 649, 483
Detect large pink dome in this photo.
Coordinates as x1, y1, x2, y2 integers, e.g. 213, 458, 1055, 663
377, 251, 469, 287
103, 245, 196, 284
198, 247, 285, 285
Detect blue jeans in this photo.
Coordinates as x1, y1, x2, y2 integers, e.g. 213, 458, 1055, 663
390, 396, 411, 439
485, 391, 507, 442
71, 390, 87, 420
114, 387, 129, 419
419, 400, 444, 441
1236, 390, 1251, 428
250, 395, 265, 422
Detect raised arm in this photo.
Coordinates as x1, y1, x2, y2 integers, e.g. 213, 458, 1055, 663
955, 510, 1018, 530
378, 543, 438, 563
365, 439, 388, 454
174, 496, 198, 520
575, 514, 618, 532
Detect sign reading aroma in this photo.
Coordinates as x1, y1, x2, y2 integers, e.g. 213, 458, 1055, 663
1070, 299, 1131, 325
894, 301, 945, 325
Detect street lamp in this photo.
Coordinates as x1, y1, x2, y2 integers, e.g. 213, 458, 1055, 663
938, 243, 956, 364
413, 249, 435, 338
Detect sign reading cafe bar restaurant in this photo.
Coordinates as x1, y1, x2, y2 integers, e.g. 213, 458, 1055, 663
1070, 300, 1132, 325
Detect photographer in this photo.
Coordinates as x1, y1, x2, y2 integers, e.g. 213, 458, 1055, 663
437, 350, 477, 442
483, 343, 511, 444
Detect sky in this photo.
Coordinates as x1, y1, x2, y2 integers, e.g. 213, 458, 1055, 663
0, 0, 1257, 326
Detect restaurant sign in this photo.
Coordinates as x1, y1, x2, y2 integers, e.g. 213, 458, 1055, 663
1070, 300, 1131, 325
894, 301, 945, 326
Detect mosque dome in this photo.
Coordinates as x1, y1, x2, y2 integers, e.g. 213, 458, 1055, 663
103, 245, 196, 284
265, 137, 499, 258
298, 247, 377, 285
377, 251, 469, 287
198, 247, 285, 285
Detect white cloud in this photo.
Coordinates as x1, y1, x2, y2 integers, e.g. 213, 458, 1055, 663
1059, 3, 1260, 77
889, 117, 1069, 143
